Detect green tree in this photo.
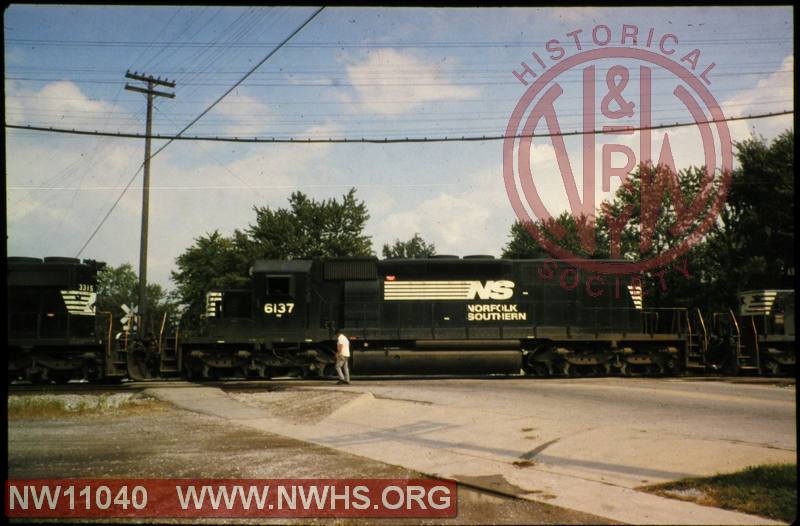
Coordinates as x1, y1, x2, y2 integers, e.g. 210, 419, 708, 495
597, 163, 721, 263
592, 163, 723, 308
501, 213, 608, 259
171, 189, 374, 314
382, 233, 436, 258
501, 220, 549, 259
242, 189, 373, 260
96, 263, 172, 334
706, 130, 794, 303
499, 130, 793, 310
171, 231, 249, 318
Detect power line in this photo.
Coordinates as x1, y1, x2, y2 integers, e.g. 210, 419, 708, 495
6, 37, 793, 48
7, 69, 793, 86
6, 98, 793, 123
5, 59, 789, 75
74, 166, 144, 258
72, 6, 325, 258
148, 6, 325, 160
7, 110, 794, 144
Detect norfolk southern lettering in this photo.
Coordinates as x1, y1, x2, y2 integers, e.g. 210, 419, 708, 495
383, 280, 525, 321
467, 303, 527, 321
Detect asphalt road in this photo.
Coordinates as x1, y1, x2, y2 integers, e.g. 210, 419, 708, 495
327, 376, 796, 450
143, 376, 794, 524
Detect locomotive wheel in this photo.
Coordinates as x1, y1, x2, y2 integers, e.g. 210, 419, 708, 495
523, 351, 552, 377
526, 361, 551, 377
202, 365, 222, 381
47, 371, 74, 384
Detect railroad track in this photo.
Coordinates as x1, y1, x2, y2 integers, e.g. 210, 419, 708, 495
8, 374, 793, 395
8, 378, 332, 394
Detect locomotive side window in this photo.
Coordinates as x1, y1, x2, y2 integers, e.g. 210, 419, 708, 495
266, 276, 293, 297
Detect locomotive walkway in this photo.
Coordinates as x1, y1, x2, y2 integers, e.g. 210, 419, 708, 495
145, 377, 795, 525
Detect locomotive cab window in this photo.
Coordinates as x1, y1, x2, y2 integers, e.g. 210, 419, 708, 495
266, 276, 293, 297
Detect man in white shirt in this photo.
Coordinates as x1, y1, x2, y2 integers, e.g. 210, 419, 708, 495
335, 328, 351, 385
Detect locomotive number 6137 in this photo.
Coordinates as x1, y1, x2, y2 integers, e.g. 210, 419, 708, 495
264, 302, 295, 316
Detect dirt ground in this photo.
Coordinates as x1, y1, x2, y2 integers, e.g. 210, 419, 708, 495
7, 394, 616, 525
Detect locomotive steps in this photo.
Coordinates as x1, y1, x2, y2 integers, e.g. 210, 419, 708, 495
144, 378, 794, 525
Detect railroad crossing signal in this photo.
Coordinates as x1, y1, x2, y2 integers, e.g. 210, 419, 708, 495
120, 304, 138, 333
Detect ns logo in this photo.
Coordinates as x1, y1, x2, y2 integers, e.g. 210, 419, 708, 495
468, 280, 515, 300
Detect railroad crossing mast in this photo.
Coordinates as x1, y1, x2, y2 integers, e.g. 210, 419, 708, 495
124, 71, 175, 333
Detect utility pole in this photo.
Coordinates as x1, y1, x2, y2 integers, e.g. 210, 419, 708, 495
124, 70, 175, 333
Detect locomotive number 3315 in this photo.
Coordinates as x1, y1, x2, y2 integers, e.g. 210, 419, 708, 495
264, 302, 295, 316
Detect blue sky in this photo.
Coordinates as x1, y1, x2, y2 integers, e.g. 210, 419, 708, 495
5, 6, 794, 289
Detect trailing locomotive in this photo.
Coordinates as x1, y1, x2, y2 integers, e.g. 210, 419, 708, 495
6, 255, 795, 382
7, 257, 127, 382
707, 289, 795, 375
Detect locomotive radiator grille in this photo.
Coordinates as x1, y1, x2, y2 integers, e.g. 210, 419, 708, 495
384, 281, 473, 300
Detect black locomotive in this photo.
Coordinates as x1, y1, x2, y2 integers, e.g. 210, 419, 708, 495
6, 255, 795, 382
7, 257, 125, 382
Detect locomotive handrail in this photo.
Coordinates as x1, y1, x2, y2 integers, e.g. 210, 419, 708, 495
727, 308, 745, 367
694, 307, 708, 350
686, 309, 693, 363
175, 312, 183, 374
728, 308, 741, 339
99, 311, 113, 373
158, 311, 168, 355
748, 314, 760, 370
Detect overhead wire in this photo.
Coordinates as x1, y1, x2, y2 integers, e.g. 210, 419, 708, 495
70, 6, 326, 257
5, 98, 792, 125
6, 36, 793, 48
7, 68, 793, 86
7, 109, 794, 145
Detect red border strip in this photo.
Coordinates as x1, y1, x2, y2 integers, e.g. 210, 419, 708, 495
6, 478, 457, 518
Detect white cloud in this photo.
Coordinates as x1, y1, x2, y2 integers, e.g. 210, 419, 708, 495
372, 168, 514, 256
5, 79, 136, 132
5, 93, 346, 288
210, 90, 274, 136
340, 48, 481, 114
721, 54, 794, 143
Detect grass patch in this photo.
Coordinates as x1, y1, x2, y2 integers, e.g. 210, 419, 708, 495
641, 464, 797, 523
8, 393, 167, 419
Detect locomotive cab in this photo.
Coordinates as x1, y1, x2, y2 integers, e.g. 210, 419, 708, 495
251, 260, 311, 338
